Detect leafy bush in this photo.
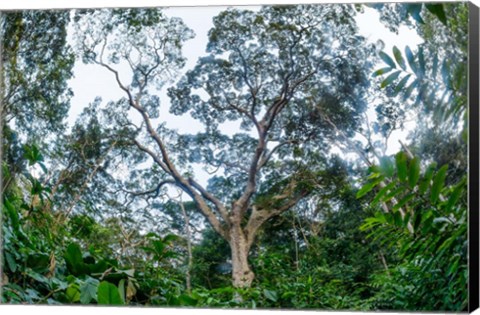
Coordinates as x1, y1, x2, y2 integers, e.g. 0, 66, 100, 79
358, 151, 467, 311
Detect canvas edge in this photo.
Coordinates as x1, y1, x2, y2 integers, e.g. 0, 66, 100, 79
469, 1, 480, 313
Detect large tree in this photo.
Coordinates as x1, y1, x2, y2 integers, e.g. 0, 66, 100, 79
1, 10, 74, 193
1, 10, 73, 137
74, 5, 374, 288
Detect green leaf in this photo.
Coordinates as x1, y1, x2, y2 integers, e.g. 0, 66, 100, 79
25, 288, 41, 302
404, 46, 416, 73
64, 243, 88, 276
66, 285, 81, 303
380, 71, 401, 88
441, 59, 451, 88
118, 279, 126, 303
97, 281, 124, 305
406, 4, 424, 24
88, 260, 108, 274
360, 214, 385, 232
432, 54, 439, 79
30, 179, 45, 196
422, 214, 435, 234
445, 177, 466, 212
419, 162, 437, 194
26, 253, 50, 273
448, 258, 460, 277
356, 177, 383, 199
375, 211, 387, 224
433, 217, 451, 225
403, 211, 411, 227
65, 243, 83, 266
367, 172, 383, 180
5, 252, 17, 273
403, 79, 419, 101
431, 165, 448, 204
25, 269, 50, 284
393, 211, 403, 227
4, 198, 20, 231
379, 51, 396, 68
418, 48, 426, 77
152, 240, 165, 255
178, 294, 197, 306
372, 67, 393, 77
395, 152, 408, 182
392, 46, 406, 70
162, 234, 180, 244
408, 157, 421, 189
379, 156, 394, 177
413, 212, 422, 232
50, 277, 69, 291
38, 162, 48, 174
80, 277, 99, 304
384, 186, 406, 203
394, 74, 412, 97
263, 289, 278, 302
372, 182, 396, 206
393, 193, 415, 211
118, 269, 135, 278
145, 232, 159, 238
23, 144, 44, 166
425, 4, 447, 25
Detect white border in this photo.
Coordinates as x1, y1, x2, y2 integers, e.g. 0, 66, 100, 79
0, 0, 476, 10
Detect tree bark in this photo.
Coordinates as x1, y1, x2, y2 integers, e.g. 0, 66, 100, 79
229, 223, 254, 288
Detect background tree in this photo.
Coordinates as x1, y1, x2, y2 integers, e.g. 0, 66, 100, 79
1, 10, 74, 194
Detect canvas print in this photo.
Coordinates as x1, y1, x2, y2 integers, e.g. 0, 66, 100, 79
0, 1, 478, 312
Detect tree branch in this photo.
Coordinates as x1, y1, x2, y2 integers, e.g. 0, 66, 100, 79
245, 191, 308, 248
258, 139, 299, 169
233, 47, 260, 131
96, 39, 231, 241
124, 179, 176, 199
132, 140, 171, 175
188, 177, 230, 225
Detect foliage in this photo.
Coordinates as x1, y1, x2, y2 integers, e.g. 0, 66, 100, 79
1, 10, 74, 152
358, 152, 467, 311
1, 153, 181, 306
356, 4, 468, 311
372, 3, 468, 136
373, 43, 465, 128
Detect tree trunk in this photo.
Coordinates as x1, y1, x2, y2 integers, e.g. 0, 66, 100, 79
179, 200, 193, 294
229, 224, 254, 288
